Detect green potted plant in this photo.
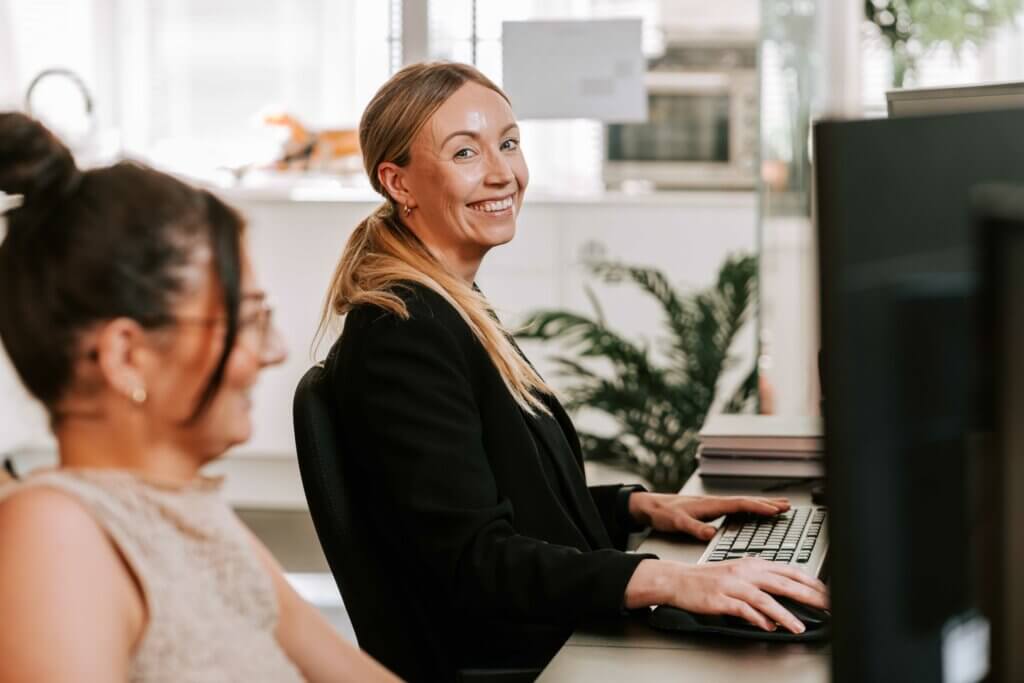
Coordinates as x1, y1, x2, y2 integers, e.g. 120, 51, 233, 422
517, 255, 758, 493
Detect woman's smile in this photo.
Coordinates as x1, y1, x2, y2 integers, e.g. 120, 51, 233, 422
466, 192, 517, 216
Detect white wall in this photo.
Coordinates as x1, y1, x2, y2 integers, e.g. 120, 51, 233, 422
0, 350, 51, 455
3, 191, 758, 506
0, 0, 18, 109
232, 191, 757, 456
0, 203, 52, 456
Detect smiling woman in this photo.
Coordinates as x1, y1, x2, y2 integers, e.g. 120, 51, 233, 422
314, 62, 826, 683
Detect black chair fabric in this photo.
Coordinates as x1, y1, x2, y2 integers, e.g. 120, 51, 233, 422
293, 363, 541, 683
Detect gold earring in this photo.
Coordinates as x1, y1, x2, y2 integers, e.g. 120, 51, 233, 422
403, 204, 412, 217
130, 387, 148, 405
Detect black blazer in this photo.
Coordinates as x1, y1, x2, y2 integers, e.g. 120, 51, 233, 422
325, 282, 654, 681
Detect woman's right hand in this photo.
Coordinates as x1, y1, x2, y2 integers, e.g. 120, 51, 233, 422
624, 557, 828, 634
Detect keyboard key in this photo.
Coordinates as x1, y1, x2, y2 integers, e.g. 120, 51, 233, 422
700, 507, 826, 575
748, 542, 781, 552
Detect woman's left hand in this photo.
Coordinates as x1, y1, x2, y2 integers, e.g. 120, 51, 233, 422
628, 493, 791, 541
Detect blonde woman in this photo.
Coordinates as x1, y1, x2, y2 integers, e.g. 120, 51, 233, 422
0, 114, 398, 683
319, 62, 828, 681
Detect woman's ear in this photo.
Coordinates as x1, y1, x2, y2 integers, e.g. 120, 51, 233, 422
377, 162, 416, 210
93, 318, 152, 402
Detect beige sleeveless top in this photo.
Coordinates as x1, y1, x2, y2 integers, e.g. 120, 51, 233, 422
0, 469, 304, 683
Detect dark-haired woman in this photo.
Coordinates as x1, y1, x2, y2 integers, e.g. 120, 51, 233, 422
0, 114, 398, 682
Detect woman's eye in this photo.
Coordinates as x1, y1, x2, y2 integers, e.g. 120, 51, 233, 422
454, 148, 476, 160
501, 138, 520, 151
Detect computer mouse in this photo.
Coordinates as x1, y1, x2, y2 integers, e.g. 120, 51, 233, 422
773, 595, 831, 629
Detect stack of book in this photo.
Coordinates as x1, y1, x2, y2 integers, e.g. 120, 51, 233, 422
696, 414, 824, 480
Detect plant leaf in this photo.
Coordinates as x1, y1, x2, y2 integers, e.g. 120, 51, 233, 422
517, 254, 758, 492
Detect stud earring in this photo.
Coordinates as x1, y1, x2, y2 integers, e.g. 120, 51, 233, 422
403, 204, 412, 217
130, 386, 148, 405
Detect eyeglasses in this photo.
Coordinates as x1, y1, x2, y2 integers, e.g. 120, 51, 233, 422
236, 300, 276, 351
176, 300, 277, 352
81, 300, 277, 361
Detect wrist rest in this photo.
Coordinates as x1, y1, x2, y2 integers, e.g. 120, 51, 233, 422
648, 605, 830, 642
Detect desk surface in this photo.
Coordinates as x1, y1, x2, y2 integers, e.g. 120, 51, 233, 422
538, 476, 830, 682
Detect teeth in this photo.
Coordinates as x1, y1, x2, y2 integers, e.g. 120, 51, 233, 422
470, 196, 514, 213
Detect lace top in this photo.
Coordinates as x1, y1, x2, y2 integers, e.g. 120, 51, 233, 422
0, 468, 304, 682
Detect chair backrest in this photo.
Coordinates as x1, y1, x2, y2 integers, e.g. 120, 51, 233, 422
292, 362, 447, 681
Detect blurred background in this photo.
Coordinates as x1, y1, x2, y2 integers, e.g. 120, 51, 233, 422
3, 0, 1024, 639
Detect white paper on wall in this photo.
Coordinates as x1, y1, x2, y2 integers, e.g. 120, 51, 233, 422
501, 19, 647, 122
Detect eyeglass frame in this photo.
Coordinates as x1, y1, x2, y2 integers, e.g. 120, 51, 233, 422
80, 294, 277, 361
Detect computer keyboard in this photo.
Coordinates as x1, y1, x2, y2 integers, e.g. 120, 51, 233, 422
698, 505, 829, 579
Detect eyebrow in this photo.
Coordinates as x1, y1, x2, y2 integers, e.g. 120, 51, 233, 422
241, 291, 267, 302
441, 123, 520, 147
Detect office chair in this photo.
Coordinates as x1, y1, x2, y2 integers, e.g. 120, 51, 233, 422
293, 362, 541, 683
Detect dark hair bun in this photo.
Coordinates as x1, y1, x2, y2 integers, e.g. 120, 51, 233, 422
0, 112, 81, 233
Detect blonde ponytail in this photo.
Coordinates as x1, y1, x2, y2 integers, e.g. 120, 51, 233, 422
319, 198, 553, 415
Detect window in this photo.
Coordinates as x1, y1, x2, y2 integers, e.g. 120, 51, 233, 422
861, 12, 1024, 116
119, 0, 393, 176
4, 0, 101, 141
3, 0, 395, 177
6, 0, 667, 190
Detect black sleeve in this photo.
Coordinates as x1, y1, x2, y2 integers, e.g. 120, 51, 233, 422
588, 484, 650, 550
346, 310, 651, 621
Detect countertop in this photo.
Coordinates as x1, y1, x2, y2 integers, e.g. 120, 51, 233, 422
207, 182, 757, 208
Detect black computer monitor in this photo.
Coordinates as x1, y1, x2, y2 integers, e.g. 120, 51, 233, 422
815, 108, 1024, 682
975, 183, 1024, 683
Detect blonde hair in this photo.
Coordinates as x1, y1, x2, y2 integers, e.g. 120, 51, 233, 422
318, 62, 554, 414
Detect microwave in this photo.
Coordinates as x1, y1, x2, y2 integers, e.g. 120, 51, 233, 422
604, 69, 758, 190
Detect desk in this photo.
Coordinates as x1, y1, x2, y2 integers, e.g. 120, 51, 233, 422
539, 476, 829, 682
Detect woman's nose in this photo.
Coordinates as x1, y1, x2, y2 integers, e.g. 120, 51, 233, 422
484, 150, 515, 186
